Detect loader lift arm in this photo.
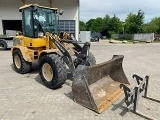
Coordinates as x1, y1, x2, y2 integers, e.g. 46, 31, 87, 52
49, 34, 91, 74
49, 35, 75, 73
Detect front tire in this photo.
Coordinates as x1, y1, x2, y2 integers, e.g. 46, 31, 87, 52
39, 54, 67, 89
12, 49, 32, 74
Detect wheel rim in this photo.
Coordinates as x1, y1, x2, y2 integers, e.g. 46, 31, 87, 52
14, 55, 21, 69
0, 43, 4, 49
42, 63, 53, 82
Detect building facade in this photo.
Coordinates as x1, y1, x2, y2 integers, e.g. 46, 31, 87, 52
0, 0, 79, 39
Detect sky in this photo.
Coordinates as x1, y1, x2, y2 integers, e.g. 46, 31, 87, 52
80, 0, 160, 23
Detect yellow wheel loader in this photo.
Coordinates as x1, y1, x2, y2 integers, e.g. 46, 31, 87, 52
11, 4, 130, 113
12, 4, 96, 88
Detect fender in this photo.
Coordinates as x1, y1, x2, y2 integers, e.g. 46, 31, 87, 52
12, 46, 61, 63
39, 49, 61, 60
11, 46, 34, 62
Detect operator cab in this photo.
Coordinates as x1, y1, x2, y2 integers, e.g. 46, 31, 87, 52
19, 4, 60, 38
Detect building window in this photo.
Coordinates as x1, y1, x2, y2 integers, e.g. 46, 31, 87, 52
58, 20, 75, 35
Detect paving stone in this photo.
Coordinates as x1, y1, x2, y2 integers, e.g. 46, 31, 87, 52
0, 41, 160, 119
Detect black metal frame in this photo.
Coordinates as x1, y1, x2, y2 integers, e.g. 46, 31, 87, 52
21, 7, 34, 38
120, 74, 149, 112
49, 35, 90, 74
21, 5, 58, 38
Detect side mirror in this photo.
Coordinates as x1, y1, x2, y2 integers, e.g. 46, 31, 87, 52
58, 9, 64, 15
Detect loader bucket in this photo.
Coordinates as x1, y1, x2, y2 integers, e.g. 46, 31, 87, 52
72, 55, 130, 113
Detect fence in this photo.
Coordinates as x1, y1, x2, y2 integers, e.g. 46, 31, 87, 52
133, 33, 154, 41
111, 34, 133, 40
111, 33, 155, 41
154, 34, 160, 41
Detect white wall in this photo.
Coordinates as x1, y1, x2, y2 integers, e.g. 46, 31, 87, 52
52, 0, 79, 39
0, 0, 23, 34
0, 0, 79, 39
25, 0, 50, 7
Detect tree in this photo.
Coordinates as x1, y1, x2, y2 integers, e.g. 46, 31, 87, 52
79, 21, 86, 31
86, 19, 96, 32
143, 17, 160, 33
94, 17, 105, 32
143, 23, 158, 33
108, 14, 123, 34
103, 14, 110, 28
125, 10, 145, 34
86, 18, 105, 33
83, 9, 146, 37
100, 15, 111, 37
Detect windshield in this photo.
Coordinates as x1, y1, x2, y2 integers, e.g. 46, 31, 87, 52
33, 8, 58, 34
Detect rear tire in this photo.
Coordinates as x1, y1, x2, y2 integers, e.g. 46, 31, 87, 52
39, 54, 67, 89
0, 41, 7, 50
13, 49, 32, 74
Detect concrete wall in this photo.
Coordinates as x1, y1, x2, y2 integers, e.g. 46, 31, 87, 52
0, 0, 23, 34
0, 0, 79, 39
53, 0, 79, 39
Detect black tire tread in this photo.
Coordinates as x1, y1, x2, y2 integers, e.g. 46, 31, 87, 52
39, 54, 67, 89
0, 40, 7, 50
13, 49, 31, 74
